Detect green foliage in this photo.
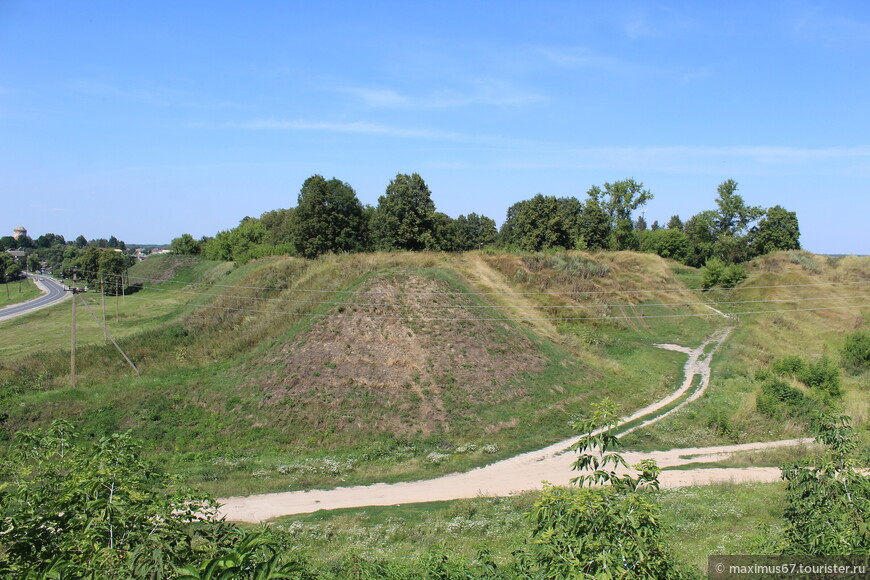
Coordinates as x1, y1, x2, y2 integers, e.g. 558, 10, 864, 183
640, 228, 690, 262
260, 208, 297, 246
713, 179, 763, 240
500, 194, 582, 252
780, 414, 870, 554
841, 330, 870, 371
171, 233, 203, 255
530, 401, 688, 579
202, 218, 268, 262
768, 354, 841, 399
666, 215, 683, 231
701, 257, 725, 289
0, 252, 22, 283
771, 355, 806, 376
0, 421, 306, 578
683, 211, 717, 268
756, 378, 812, 420
701, 257, 746, 289
750, 205, 800, 256
371, 173, 438, 251
291, 175, 367, 259
798, 356, 841, 397
577, 194, 611, 250
454, 212, 497, 251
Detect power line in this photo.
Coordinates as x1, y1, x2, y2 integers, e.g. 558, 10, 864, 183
128, 282, 870, 310
64, 266, 870, 296
162, 298, 870, 322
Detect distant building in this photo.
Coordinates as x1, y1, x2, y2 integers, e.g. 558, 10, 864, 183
12, 226, 27, 240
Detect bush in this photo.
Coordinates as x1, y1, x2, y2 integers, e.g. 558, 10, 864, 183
701, 257, 726, 289
799, 356, 841, 397
720, 263, 748, 287
757, 378, 810, 419
772, 355, 806, 376
841, 330, 870, 371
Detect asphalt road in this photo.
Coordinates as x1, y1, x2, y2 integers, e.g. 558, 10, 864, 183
0, 274, 70, 322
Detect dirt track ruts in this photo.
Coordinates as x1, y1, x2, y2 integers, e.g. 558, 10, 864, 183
219, 325, 808, 523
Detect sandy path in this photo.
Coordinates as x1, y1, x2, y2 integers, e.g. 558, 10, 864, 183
219, 325, 806, 523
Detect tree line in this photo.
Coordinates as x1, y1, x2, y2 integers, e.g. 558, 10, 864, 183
172, 174, 800, 270
1, 233, 135, 293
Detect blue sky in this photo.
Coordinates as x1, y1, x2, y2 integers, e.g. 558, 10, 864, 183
1, 1, 868, 253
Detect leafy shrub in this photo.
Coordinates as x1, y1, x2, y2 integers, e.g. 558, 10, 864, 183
772, 355, 806, 376
701, 257, 726, 289
720, 263, 748, 287
757, 378, 809, 419
799, 356, 841, 397
702, 257, 747, 289
0, 421, 304, 578
841, 330, 870, 371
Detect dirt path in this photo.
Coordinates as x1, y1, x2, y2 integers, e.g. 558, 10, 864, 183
219, 325, 806, 523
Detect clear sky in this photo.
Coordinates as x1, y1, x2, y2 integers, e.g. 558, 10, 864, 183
1, 1, 868, 253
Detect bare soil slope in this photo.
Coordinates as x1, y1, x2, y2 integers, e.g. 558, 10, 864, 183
258, 270, 547, 436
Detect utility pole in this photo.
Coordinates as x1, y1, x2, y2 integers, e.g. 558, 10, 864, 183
67, 276, 83, 388
100, 278, 107, 344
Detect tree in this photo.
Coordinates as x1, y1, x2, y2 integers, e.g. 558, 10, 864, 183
584, 178, 652, 251
371, 173, 438, 251
500, 194, 581, 252
780, 414, 870, 555
260, 207, 296, 246
26, 254, 41, 272
170, 233, 202, 255
530, 401, 687, 579
641, 228, 690, 262
711, 180, 763, 263
683, 210, 718, 267
291, 175, 366, 258
35, 233, 66, 248
454, 212, 497, 251
0, 252, 20, 283
634, 214, 648, 231
99, 250, 131, 294
666, 215, 684, 230
713, 179, 763, 238
77, 246, 102, 283
750, 205, 801, 256
430, 212, 460, 252
201, 218, 267, 262
74, 235, 88, 249
577, 193, 611, 250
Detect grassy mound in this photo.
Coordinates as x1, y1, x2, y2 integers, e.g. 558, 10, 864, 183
1, 250, 865, 495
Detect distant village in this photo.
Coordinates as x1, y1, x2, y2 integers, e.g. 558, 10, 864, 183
2, 225, 170, 281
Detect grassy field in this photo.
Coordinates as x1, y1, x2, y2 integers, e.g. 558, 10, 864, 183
621, 251, 870, 451
0, 250, 866, 497
266, 481, 786, 576
0, 277, 41, 308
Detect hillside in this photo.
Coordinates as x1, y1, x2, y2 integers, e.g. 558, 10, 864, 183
0, 250, 866, 496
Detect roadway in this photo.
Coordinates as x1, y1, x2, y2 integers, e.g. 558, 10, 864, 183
0, 274, 70, 322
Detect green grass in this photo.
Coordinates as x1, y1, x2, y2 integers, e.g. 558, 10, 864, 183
1, 251, 866, 497
0, 278, 41, 308
263, 481, 786, 576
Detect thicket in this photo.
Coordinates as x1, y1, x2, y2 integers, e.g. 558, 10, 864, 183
841, 329, 870, 371
756, 352, 845, 421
